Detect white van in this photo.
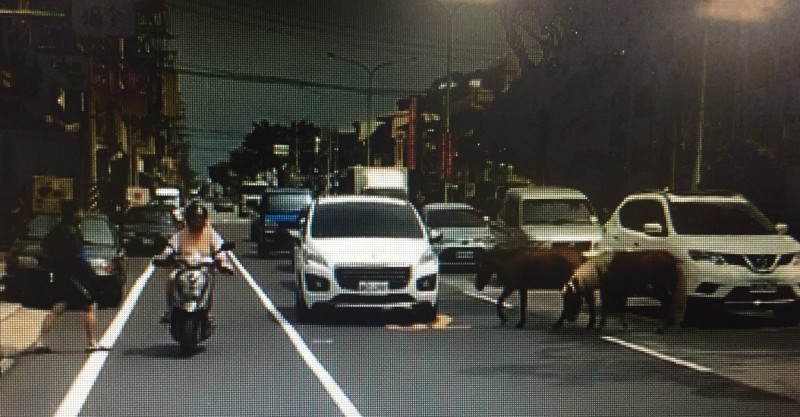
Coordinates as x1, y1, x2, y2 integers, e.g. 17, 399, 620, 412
496, 186, 603, 251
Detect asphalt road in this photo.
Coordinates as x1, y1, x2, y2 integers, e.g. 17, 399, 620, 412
2, 212, 800, 416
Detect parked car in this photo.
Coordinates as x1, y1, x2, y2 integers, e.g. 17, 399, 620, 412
5, 213, 127, 308
4, 213, 61, 300
292, 195, 441, 323
422, 202, 497, 270
120, 205, 182, 256
253, 187, 314, 257
601, 189, 800, 325
496, 186, 603, 252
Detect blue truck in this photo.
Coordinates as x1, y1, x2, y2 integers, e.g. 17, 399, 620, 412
253, 187, 315, 258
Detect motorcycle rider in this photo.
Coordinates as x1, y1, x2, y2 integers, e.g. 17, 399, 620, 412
160, 201, 232, 323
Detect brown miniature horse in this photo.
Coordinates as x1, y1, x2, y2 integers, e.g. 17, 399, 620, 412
477, 246, 584, 328
556, 250, 679, 333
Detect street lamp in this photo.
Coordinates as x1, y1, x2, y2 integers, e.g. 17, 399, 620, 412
326, 52, 401, 166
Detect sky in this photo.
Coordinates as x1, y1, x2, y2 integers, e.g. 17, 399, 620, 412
168, 0, 511, 178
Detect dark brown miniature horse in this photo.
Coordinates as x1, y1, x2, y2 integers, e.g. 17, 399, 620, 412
477, 246, 584, 328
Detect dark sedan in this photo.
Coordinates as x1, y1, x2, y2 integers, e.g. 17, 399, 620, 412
120, 205, 182, 256
5, 213, 127, 308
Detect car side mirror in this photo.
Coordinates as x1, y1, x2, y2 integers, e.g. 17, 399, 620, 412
775, 222, 789, 235
429, 228, 443, 243
642, 222, 664, 236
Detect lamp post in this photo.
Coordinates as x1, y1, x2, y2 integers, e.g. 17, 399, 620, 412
429, 1, 459, 181
326, 52, 396, 166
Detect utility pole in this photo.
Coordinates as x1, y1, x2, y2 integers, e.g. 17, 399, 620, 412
326, 52, 416, 166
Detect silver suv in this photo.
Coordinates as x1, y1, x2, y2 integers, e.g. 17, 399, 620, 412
422, 202, 496, 269
602, 190, 800, 325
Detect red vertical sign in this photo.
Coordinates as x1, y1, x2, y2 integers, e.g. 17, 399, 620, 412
406, 96, 417, 171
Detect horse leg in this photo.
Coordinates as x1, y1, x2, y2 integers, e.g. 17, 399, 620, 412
585, 290, 596, 329
598, 288, 608, 330
497, 287, 513, 325
516, 288, 528, 328
657, 293, 674, 334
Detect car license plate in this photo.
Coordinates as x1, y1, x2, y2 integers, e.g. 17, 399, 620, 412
751, 282, 778, 293
359, 281, 389, 293
456, 250, 474, 259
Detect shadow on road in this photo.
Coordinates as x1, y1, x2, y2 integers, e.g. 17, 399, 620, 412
121, 344, 205, 359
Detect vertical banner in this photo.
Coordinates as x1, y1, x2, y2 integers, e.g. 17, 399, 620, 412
406, 96, 417, 171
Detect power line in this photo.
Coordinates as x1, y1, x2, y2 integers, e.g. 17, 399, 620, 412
174, 65, 426, 96
169, 0, 507, 61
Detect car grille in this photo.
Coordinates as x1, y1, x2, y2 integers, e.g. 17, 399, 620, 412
713, 254, 793, 272
551, 241, 592, 251
335, 267, 410, 290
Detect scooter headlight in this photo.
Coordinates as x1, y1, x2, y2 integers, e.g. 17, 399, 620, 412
177, 270, 208, 299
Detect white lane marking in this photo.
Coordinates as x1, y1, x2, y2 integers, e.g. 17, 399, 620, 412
54, 264, 155, 417
229, 254, 363, 417
462, 290, 514, 309
602, 336, 712, 373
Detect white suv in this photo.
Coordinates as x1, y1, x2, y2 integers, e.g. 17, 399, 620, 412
602, 190, 800, 325
293, 195, 440, 323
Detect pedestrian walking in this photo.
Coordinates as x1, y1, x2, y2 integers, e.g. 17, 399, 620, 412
29, 202, 107, 353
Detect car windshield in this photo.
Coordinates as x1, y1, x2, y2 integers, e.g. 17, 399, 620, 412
265, 193, 313, 211
521, 199, 595, 225
126, 208, 175, 225
427, 209, 485, 228
24, 214, 60, 239
80, 218, 116, 245
669, 201, 776, 235
311, 201, 423, 238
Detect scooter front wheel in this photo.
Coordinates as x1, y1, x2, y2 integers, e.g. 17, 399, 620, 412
178, 316, 200, 355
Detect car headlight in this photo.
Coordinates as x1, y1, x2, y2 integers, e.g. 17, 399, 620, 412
419, 249, 437, 265
305, 251, 328, 268
89, 258, 117, 275
688, 250, 727, 265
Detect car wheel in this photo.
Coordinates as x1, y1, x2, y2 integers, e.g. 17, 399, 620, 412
257, 242, 271, 258
682, 298, 723, 328
99, 283, 124, 308
295, 288, 313, 324
414, 303, 438, 323
773, 304, 800, 326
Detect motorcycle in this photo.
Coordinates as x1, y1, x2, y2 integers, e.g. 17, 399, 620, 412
153, 242, 235, 355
